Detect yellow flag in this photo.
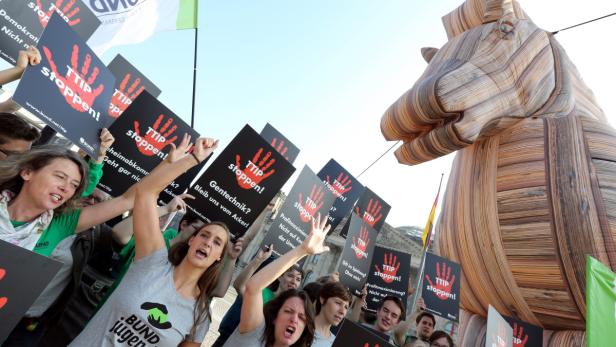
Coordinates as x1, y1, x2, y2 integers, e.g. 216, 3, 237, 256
421, 175, 443, 249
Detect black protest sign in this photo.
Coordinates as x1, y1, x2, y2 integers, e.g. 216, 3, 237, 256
0, 240, 62, 343
338, 213, 378, 295
12, 13, 114, 157
486, 305, 513, 347
0, 1, 100, 65
422, 252, 461, 322
259, 123, 300, 164
340, 187, 390, 238
365, 247, 411, 314
261, 165, 337, 257
97, 91, 199, 201
106, 54, 161, 121
331, 320, 394, 347
187, 125, 295, 238
504, 316, 543, 347
317, 159, 363, 230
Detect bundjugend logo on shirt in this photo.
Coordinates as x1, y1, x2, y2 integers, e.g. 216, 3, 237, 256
107, 302, 173, 346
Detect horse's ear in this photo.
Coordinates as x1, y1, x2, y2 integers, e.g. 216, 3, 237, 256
442, 0, 529, 39
421, 47, 439, 63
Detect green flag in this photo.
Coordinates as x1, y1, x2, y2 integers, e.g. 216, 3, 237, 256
586, 255, 616, 347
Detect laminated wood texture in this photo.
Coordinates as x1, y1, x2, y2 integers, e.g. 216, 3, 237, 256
383, 0, 616, 341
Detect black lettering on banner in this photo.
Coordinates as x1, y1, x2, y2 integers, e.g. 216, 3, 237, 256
337, 214, 378, 295
0, 1, 100, 65
187, 125, 295, 239
317, 159, 364, 230
421, 252, 461, 322
98, 91, 201, 202
261, 166, 336, 258
259, 123, 300, 164
364, 246, 411, 314
12, 13, 114, 158
0, 240, 62, 342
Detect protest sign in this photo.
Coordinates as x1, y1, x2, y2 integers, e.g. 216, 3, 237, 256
486, 305, 513, 347
504, 316, 543, 347
260, 123, 300, 164
422, 252, 461, 322
12, 13, 114, 157
106, 54, 161, 121
0, 0, 100, 65
0, 240, 62, 343
340, 187, 390, 238
331, 319, 394, 347
338, 213, 378, 295
187, 125, 295, 239
97, 91, 200, 201
317, 159, 363, 230
365, 246, 411, 314
261, 165, 336, 257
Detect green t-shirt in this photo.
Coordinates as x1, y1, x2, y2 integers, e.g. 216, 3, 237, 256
262, 287, 275, 303
31, 209, 81, 257
82, 160, 103, 197
97, 228, 178, 309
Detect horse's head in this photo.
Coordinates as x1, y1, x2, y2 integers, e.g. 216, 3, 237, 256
381, 0, 605, 165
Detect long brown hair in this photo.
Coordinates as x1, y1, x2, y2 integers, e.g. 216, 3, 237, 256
262, 289, 315, 347
0, 145, 89, 214
168, 221, 231, 340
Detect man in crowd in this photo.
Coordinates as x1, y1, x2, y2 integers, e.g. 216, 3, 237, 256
350, 289, 406, 346
313, 281, 352, 347
0, 112, 40, 159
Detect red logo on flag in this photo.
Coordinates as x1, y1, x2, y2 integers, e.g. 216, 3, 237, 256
374, 253, 400, 284
109, 73, 145, 118
425, 262, 456, 301
298, 185, 324, 223
0, 268, 7, 309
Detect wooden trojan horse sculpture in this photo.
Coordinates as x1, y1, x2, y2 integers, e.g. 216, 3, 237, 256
380, 0, 616, 345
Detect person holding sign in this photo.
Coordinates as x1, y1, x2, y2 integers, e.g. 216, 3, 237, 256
223, 213, 331, 347
70, 135, 226, 347
0, 46, 41, 86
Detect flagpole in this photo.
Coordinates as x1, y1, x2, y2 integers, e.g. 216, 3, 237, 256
190, 27, 198, 128
409, 173, 444, 314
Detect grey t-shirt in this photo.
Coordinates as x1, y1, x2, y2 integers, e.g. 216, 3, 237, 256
27, 235, 75, 317
69, 248, 210, 347
313, 329, 336, 347
223, 321, 266, 347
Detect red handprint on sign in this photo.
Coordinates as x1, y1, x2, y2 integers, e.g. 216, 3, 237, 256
352, 226, 370, 259
298, 185, 324, 223
0, 268, 7, 309
42, 45, 105, 112
512, 323, 528, 347
133, 114, 178, 156
270, 138, 289, 160
235, 148, 276, 189
36, 0, 81, 28
363, 343, 380, 347
326, 172, 352, 197
108, 73, 145, 118
424, 262, 456, 300
374, 253, 400, 284
355, 199, 383, 228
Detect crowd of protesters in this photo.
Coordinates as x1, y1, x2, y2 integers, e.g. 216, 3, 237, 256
0, 49, 455, 347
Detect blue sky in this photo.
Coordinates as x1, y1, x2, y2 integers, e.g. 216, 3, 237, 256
3, 0, 616, 228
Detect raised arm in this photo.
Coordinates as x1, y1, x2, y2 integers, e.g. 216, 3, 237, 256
348, 285, 367, 322
111, 193, 193, 245
0, 46, 40, 85
239, 214, 330, 333
211, 237, 244, 298
393, 297, 426, 346
233, 245, 274, 294
131, 136, 218, 260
